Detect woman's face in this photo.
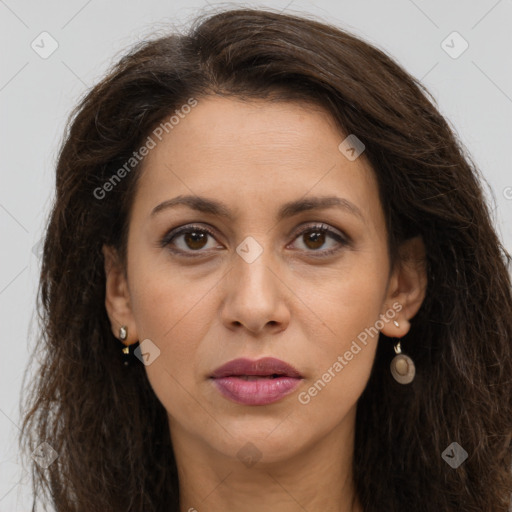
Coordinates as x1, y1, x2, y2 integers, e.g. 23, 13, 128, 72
104, 95, 424, 466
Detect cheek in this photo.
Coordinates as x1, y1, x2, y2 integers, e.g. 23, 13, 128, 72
298, 248, 388, 342
294, 253, 387, 405
128, 268, 215, 422
127, 257, 214, 376
128, 250, 215, 340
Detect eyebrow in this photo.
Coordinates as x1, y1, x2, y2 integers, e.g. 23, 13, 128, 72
150, 194, 365, 223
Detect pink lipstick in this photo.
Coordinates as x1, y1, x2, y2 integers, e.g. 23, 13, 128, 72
210, 357, 303, 405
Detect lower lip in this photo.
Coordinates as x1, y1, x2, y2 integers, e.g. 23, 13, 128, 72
211, 376, 302, 405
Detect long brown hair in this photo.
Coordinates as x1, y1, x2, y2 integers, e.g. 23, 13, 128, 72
19, 7, 512, 511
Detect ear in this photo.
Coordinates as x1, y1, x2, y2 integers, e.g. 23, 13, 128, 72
102, 244, 139, 345
380, 235, 428, 338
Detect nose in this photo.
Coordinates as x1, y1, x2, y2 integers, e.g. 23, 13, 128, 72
220, 243, 291, 335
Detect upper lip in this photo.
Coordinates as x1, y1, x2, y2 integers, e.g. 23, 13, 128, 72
210, 357, 303, 378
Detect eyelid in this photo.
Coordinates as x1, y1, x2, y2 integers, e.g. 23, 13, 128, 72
289, 221, 347, 241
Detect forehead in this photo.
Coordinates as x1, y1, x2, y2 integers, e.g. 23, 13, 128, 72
156, 96, 344, 161
131, 96, 383, 230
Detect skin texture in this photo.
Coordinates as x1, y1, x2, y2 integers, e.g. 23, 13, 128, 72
103, 96, 427, 512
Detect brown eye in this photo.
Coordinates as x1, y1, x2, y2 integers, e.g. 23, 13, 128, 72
182, 230, 209, 250
161, 225, 220, 254
289, 223, 348, 256
302, 229, 326, 250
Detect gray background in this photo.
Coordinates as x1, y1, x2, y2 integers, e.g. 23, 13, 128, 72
1, 0, 511, 509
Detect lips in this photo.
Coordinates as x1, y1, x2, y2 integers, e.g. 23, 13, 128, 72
210, 357, 303, 379
210, 357, 303, 405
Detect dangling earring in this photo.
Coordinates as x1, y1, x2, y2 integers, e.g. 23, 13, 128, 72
390, 320, 415, 384
119, 325, 131, 366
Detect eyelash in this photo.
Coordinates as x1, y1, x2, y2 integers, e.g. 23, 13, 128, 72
159, 222, 349, 258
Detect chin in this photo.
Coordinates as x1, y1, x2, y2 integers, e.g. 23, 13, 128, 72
206, 421, 309, 464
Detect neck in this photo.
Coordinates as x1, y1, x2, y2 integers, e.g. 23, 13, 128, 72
171, 406, 363, 512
